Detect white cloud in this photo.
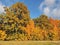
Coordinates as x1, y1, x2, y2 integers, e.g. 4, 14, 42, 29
0, 2, 5, 13
44, 0, 55, 6
52, 8, 60, 18
39, 0, 60, 19
44, 7, 50, 15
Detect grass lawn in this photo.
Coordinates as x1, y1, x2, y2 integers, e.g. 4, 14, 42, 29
0, 41, 60, 45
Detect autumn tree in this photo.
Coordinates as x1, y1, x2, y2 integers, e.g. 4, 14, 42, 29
0, 2, 31, 41
0, 2, 60, 41
33, 14, 54, 30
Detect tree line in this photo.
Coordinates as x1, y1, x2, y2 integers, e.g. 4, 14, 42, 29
0, 2, 60, 41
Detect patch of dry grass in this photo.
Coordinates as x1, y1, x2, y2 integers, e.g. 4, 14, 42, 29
0, 41, 60, 45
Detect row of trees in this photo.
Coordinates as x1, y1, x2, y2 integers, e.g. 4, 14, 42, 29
0, 2, 60, 41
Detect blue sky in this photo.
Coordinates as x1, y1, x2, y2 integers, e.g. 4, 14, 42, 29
0, 0, 43, 18
0, 0, 60, 19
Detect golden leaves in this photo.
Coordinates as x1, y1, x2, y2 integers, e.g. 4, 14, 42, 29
0, 2, 60, 41
0, 30, 6, 40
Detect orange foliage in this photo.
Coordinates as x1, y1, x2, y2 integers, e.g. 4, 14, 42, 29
49, 18, 60, 27
25, 20, 35, 35
1, 2, 60, 41
49, 18, 60, 40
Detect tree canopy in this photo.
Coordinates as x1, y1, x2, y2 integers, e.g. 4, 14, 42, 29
0, 2, 60, 41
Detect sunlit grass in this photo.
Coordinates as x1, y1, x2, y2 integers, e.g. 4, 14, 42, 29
0, 41, 60, 45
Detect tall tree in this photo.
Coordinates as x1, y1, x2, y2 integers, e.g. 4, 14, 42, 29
0, 2, 31, 40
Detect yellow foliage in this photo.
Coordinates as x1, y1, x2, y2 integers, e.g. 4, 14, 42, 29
0, 2, 60, 41
0, 30, 6, 40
